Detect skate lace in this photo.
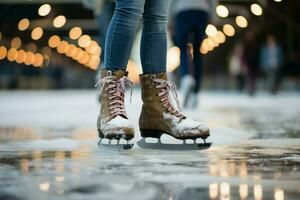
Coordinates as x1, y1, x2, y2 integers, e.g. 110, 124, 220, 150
95, 76, 133, 120
153, 78, 184, 118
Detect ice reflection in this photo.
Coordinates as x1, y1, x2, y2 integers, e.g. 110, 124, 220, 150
209, 183, 218, 199
239, 184, 248, 199
274, 187, 284, 200
254, 184, 263, 200
207, 159, 286, 200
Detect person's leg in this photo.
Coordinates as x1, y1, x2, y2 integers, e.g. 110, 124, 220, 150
174, 11, 190, 78
104, 0, 145, 71
140, 0, 170, 74
192, 11, 208, 93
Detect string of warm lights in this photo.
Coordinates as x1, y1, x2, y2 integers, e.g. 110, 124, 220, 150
0, 3, 102, 71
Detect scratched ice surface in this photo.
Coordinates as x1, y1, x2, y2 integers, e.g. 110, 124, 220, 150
0, 90, 299, 200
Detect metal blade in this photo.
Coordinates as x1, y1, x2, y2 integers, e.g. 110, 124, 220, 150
137, 138, 212, 150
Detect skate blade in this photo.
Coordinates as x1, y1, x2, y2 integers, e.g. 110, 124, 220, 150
137, 138, 211, 150
97, 139, 134, 150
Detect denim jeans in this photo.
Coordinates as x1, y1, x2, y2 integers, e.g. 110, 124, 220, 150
174, 10, 208, 93
104, 0, 170, 74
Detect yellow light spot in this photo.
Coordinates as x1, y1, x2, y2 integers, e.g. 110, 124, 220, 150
127, 60, 140, 83
10, 37, 22, 49
223, 24, 235, 37
85, 40, 101, 55
26, 43, 37, 52
31, 27, 43, 40
69, 27, 82, 40
205, 24, 217, 37
57, 41, 69, 54
33, 53, 44, 67
215, 31, 226, 44
216, 5, 229, 18
38, 4, 51, 16
236, 16, 248, 28
24, 51, 35, 65
251, 4, 263, 16
7, 48, 18, 62
66, 44, 77, 57
0, 46, 7, 60
48, 35, 61, 48
18, 18, 30, 31
78, 35, 91, 48
53, 15, 66, 28
16, 50, 26, 64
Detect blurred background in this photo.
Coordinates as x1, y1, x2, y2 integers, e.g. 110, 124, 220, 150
0, 0, 299, 94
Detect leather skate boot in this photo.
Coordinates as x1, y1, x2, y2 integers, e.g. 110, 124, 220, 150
96, 69, 135, 140
139, 73, 209, 141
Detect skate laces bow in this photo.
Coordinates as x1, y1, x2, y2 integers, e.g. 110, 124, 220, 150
95, 76, 133, 118
154, 78, 182, 115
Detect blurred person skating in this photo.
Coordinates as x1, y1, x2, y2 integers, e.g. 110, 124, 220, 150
169, 0, 216, 108
96, 0, 210, 147
260, 34, 284, 95
243, 29, 259, 96
229, 43, 246, 92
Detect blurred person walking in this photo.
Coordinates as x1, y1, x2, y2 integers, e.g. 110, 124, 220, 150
96, 0, 210, 146
243, 29, 259, 96
260, 34, 284, 94
169, 0, 216, 108
229, 43, 246, 92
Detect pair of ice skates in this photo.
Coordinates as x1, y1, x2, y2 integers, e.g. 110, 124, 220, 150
96, 70, 210, 150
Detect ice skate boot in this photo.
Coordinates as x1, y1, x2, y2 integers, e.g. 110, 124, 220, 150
137, 73, 211, 150
96, 69, 135, 149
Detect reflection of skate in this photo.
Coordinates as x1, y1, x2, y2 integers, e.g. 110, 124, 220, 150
96, 70, 135, 150
138, 73, 210, 150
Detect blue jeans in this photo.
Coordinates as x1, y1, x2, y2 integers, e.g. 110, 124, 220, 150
104, 0, 170, 74
174, 10, 208, 93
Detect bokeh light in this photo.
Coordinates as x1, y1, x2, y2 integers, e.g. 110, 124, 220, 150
251, 4, 263, 16
33, 53, 44, 67
31, 27, 43, 40
18, 18, 30, 31
0, 46, 7, 60
10, 37, 22, 49
57, 41, 69, 54
236, 16, 248, 28
48, 35, 61, 48
7, 48, 18, 62
24, 51, 35, 65
223, 24, 235, 37
38, 4, 51, 16
78, 35, 91, 48
205, 24, 217, 37
216, 5, 229, 18
69, 27, 82, 40
215, 31, 226, 44
53, 15, 66, 28
27, 43, 37, 52
16, 50, 26, 64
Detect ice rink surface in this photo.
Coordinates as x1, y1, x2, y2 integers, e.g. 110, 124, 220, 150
0, 89, 299, 200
